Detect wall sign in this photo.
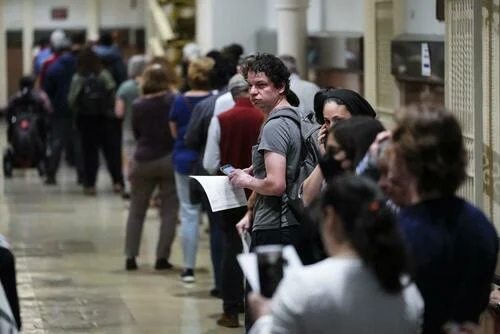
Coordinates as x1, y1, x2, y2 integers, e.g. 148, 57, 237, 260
51, 7, 68, 20
421, 43, 431, 77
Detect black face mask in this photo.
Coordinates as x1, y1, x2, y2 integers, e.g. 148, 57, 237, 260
319, 147, 345, 181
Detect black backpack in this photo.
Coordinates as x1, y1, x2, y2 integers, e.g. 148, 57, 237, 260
9, 93, 43, 159
77, 74, 110, 116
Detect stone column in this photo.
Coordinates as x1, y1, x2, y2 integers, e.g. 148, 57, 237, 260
276, 0, 308, 76
144, 0, 156, 55
363, 0, 403, 128
22, 0, 33, 75
87, 0, 100, 42
195, 0, 214, 55
0, 0, 7, 107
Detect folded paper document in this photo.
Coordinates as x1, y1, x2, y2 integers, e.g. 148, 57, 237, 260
189, 176, 247, 212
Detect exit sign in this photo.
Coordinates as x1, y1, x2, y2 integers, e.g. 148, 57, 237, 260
51, 7, 68, 20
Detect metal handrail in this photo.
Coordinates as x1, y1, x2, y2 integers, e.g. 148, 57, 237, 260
147, 0, 175, 41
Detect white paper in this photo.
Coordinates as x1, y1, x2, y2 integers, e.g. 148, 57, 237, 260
237, 245, 303, 293
283, 245, 303, 275
241, 232, 251, 254
189, 176, 247, 212
237, 253, 260, 292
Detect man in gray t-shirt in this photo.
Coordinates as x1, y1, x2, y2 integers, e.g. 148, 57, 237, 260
251, 110, 301, 231
229, 54, 302, 247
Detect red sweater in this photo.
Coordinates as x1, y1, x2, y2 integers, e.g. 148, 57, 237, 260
38, 54, 60, 86
218, 97, 263, 170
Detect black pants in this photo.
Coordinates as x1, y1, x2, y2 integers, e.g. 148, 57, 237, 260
245, 225, 301, 331
105, 119, 124, 187
77, 117, 123, 188
46, 116, 73, 180
201, 194, 223, 291
0, 248, 21, 330
73, 132, 85, 183
251, 226, 301, 249
221, 207, 246, 315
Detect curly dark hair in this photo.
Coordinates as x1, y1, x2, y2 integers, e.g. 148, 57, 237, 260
392, 103, 467, 197
242, 53, 291, 98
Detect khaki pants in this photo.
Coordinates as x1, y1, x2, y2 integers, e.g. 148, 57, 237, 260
124, 154, 178, 259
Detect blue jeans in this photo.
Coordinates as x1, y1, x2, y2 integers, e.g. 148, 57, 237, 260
174, 172, 201, 269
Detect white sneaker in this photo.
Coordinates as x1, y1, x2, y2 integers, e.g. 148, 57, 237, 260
181, 269, 195, 283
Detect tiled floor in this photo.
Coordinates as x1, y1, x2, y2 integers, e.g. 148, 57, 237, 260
0, 131, 242, 333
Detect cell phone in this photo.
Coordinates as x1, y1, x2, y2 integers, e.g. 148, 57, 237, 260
220, 164, 235, 175
256, 245, 284, 298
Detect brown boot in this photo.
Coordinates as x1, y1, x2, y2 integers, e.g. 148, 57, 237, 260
216, 313, 239, 328
113, 183, 123, 194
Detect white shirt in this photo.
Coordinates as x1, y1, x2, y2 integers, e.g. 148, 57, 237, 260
213, 91, 235, 117
202, 92, 235, 174
203, 116, 221, 175
0, 234, 10, 249
250, 258, 424, 334
289, 73, 320, 117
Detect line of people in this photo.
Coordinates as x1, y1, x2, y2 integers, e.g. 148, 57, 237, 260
122, 44, 249, 302
120, 45, 322, 327
8, 32, 499, 333
120, 49, 499, 333
9, 30, 128, 194
218, 54, 498, 334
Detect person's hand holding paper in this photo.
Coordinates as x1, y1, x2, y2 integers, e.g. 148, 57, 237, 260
189, 176, 247, 212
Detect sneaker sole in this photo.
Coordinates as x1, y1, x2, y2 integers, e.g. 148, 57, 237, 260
182, 276, 195, 283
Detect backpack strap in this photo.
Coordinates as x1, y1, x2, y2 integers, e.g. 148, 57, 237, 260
265, 107, 307, 184
264, 106, 301, 126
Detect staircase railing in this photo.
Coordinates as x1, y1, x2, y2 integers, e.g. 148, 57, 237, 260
146, 0, 175, 56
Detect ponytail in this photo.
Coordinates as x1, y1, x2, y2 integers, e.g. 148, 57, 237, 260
322, 174, 411, 294
349, 202, 409, 293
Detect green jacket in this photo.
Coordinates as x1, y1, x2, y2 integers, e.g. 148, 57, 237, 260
67, 69, 116, 116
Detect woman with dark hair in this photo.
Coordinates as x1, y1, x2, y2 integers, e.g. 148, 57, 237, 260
68, 47, 121, 195
313, 88, 376, 127
387, 104, 498, 333
123, 64, 178, 271
303, 116, 385, 206
302, 89, 377, 206
248, 174, 424, 334
299, 116, 386, 264
321, 117, 385, 178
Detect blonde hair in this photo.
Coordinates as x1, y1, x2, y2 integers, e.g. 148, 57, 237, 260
188, 57, 215, 90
